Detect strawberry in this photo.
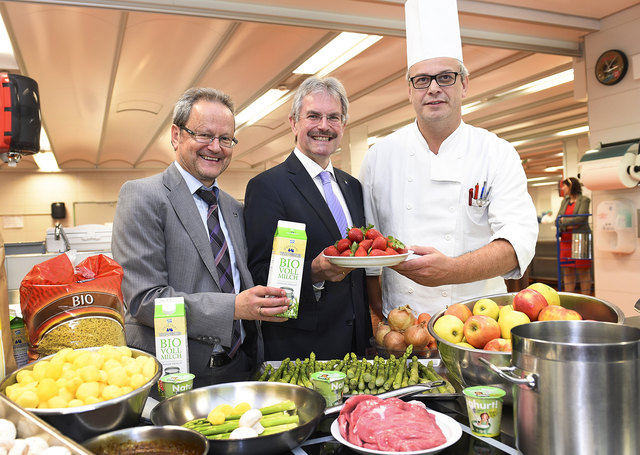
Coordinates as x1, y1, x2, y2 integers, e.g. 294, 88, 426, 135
359, 239, 373, 252
365, 227, 383, 240
323, 245, 340, 256
336, 238, 351, 253
354, 245, 368, 257
384, 247, 399, 255
347, 227, 364, 243
369, 248, 388, 256
371, 236, 388, 250
387, 235, 406, 251
340, 248, 352, 256
395, 247, 408, 254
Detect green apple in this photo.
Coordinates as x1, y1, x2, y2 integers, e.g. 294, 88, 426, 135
473, 298, 500, 320
433, 314, 464, 344
498, 309, 530, 339
527, 282, 560, 306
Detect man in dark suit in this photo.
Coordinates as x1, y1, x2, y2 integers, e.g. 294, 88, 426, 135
244, 76, 372, 360
112, 88, 289, 388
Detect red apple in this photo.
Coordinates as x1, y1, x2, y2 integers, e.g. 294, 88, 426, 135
513, 288, 548, 321
484, 338, 512, 352
463, 315, 501, 349
537, 305, 568, 321
445, 303, 473, 323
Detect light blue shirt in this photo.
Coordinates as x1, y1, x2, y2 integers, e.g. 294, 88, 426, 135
173, 161, 241, 294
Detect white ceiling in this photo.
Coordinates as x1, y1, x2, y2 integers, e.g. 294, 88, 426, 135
0, 0, 637, 181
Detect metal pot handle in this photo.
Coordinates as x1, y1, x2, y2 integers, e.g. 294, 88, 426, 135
479, 358, 538, 391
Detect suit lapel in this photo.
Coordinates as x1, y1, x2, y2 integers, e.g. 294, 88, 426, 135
285, 153, 345, 239
163, 165, 221, 287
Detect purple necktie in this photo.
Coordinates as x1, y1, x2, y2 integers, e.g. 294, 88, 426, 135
319, 171, 348, 237
196, 188, 241, 359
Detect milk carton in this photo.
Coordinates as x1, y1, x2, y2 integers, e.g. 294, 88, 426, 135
266, 221, 306, 318
154, 297, 189, 375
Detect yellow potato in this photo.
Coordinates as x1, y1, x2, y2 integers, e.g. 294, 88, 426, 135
101, 385, 123, 401
102, 358, 122, 372
84, 396, 101, 406
48, 396, 68, 408
106, 366, 128, 387
67, 399, 84, 408
120, 386, 133, 395
72, 351, 92, 370
78, 365, 100, 382
129, 373, 146, 390
207, 409, 226, 425
76, 381, 100, 402
16, 369, 35, 384
116, 346, 132, 358
36, 378, 59, 402
32, 360, 50, 381
233, 402, 251, 415
15, 390, 39, 408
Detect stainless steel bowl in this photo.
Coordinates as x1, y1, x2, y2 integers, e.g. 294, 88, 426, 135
150, 381, 326, 455
82, 425, 208, 455
427, 292, 625, 403
0, 347, 162, 442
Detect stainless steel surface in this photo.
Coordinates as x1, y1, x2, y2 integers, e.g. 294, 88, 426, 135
509, 321, 639, 455
54, 223, 71, 252
150, 381, 326, 455
426, 292, 625, 404
0, 347, 162, 443
82, 425, 208, 455
0, 393, 93, 454
570, 232, 591, 259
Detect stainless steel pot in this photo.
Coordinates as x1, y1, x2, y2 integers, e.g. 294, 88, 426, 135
481, 321, 640, 455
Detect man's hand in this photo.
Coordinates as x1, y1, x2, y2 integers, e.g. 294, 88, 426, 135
390, 246, 454, 287
391, 240, 518, 287
235, 286, 290, 322
310, 251, 354, 282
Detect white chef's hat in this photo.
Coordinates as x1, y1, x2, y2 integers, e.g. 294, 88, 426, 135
405, 0, 463, 69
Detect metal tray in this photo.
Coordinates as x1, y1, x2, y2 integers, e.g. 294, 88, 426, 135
260, 358, 461, 400
0, 393, 93, 454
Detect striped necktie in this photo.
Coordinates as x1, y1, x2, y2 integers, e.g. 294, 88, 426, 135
319, 170, 348, 237
196, 188, 241, 359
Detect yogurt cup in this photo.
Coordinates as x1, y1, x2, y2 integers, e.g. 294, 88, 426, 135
463, 386, 506, 437
158, 372, 195, 399
310, 371, 346, 406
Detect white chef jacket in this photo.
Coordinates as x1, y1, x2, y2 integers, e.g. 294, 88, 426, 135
359, 121, 538, 316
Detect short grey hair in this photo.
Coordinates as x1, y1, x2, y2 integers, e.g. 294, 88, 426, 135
406, 61, 470, 82
290, 76, 349, 123
173, 87, 235, 127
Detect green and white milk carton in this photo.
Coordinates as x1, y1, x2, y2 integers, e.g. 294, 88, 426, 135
266, 220, 306, 318
154, 297, 189, 375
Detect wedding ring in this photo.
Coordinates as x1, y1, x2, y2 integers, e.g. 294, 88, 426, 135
258, 307, 263, 316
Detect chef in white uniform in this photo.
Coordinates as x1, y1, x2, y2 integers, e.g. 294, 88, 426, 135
360, 0, 538, 317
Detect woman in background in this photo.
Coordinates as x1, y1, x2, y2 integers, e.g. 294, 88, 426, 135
556, 177, 592, 294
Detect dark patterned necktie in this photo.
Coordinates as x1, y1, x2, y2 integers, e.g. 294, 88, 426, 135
196, 188, 241, 359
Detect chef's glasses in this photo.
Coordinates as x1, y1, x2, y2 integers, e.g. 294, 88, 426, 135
409, 72, 461, 89
179, 125, 238, 148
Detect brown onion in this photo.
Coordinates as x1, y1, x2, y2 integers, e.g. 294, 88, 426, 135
375, 322, 391, 346
387, 305, 416, 332
383, 330, 407, 351
403, 322, 432, 350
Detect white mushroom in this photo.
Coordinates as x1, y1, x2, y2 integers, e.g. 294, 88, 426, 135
0, 419, 17, 445
238, 408, 264, 434
229, 427, 259, 439
24, 437, 48, 454
8, 439, 28, 455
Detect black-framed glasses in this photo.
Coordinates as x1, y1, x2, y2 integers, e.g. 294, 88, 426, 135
179, 126, 238, 148
409, 72, 461, 89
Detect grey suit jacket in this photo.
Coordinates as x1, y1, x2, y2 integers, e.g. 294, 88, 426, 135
111, 164, 262, 383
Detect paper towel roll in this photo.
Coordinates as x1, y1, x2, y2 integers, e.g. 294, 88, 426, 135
580, 156, 638, 191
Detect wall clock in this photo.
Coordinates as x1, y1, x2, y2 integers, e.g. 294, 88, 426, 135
595, 49, 628, 85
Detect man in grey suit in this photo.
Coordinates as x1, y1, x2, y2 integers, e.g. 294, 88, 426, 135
112, 88, 289, 388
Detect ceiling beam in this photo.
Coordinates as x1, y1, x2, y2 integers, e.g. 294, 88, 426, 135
11, 0, 585, 56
